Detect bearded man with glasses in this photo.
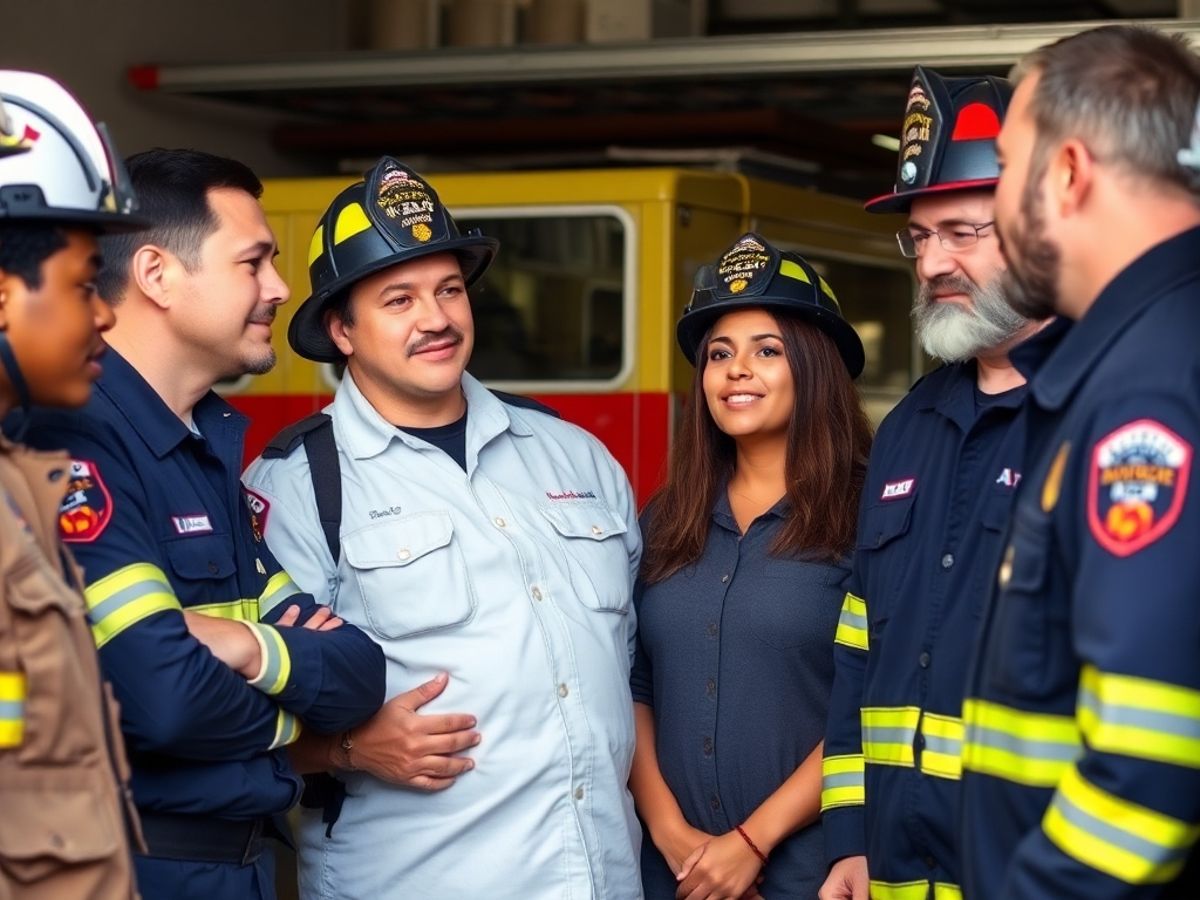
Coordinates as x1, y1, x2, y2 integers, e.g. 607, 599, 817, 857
819, 67, 1049, 900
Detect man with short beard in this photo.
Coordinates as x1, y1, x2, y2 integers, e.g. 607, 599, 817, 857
961, 24, 1200, 899
19, 149, 387, 900
819, 67, 1045, 900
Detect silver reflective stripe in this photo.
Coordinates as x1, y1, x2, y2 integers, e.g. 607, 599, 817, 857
88, 579, 167, 624
259, 576, 301, 616
822, 770, 863, 790
923, 733, 962, 756
0, 700, 22, 720
1079, 687, 1200, 741
1052, 791, 1189, 869
864, 726, 917, 744
839, 608, 868, 631
964, 723, 1081, 761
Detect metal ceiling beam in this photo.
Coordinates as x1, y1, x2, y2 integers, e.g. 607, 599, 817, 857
132, 18, 1200, 94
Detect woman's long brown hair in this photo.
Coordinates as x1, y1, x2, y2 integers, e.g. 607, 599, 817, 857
641, 312, 873, 584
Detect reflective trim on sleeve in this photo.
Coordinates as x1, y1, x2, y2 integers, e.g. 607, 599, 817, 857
269, 708, 302, 750
1042, 765, 1200, 885
962, 698, 1081, 787
1078, 665, 1200, 769
246, 623, 292, 696
0, 671, 25, 748
258, 571, 302, 618
920, 711, 964, 780
188, 598, 260, 622
834, 592, 869, 651
869, 879, 961, 900
862, 706, 919, 768
821, 753, 865, 811
84, 563, 182, 648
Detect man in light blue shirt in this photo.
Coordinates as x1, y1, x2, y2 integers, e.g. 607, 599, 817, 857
243, 157, 642, 899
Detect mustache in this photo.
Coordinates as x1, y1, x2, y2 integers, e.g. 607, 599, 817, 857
247, 306, 276, 325
407, 326, 464, 358
918, 274, 978, 304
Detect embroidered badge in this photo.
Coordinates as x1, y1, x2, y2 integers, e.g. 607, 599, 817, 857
716, 236, 770, 294
880, 477, 916, 501
1088, 420, 1192, 557
172, 514, 214, 535
58, 459, 113, 543
545, 489, 598, 501
243, 487, 270, 543
994, 467, 1022, 489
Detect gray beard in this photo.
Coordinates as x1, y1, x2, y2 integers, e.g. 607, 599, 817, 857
912, 273, 1030, 363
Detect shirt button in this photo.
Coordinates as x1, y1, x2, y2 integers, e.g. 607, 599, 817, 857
591, 524, 603, 536
558, 683, 569, 698
918, 651, 931, 669
397, 548, 411, 560
531, 586, 543, 601
207, 561, 219, 575
702, 737, 714, 756
706, 677, 716, 697
494, 516, 506, 529
710, 794, 721, 811
720, 573, 730, 584
706, 622, 718, 638
941, 553, 954, 570
924, 855, 937, 869
574, 787, 585, 801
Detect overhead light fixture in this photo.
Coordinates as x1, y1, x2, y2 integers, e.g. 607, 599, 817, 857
872, 133, 901, 152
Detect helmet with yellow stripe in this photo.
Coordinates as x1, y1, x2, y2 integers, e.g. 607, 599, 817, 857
289, 156, 498, 362
677, 232, 864, 378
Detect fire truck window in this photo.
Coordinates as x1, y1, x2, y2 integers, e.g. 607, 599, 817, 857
456, 214, 626, 384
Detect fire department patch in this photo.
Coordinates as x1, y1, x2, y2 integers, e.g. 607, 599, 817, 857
243, 487, 270, 543
1088, 419, 1192, 557
58, 459, 112, 543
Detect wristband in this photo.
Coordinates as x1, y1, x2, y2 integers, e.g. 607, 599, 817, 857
735, 825, 768, 865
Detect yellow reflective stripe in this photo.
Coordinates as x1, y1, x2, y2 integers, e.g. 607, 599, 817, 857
269, 709, 301, 750
1078, 665, 1200, 769
818, 275, 841, 310
0, 672, 25, 748
1043, 766, 1200, 884
862, 706, 919, 767
247, 623, 292, 696
258, 571, 301, 618
333, 202, 371, 245
188, 598, 260, 622
84, 563, 182, 648
920, 712, 964, 780
821, 753, 865, 810
962, 698, 1081, 787
779, 259, 811, 284
870, 881, 961, 900
834, 592, 869, 651
307, 224, 324, 266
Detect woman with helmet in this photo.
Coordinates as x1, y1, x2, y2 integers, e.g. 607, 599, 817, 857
0, 70, 146, 898
629, 233, 872, 900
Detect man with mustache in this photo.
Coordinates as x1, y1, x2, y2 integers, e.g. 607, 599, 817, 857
961, 24, 1200, 898
819, 67, 1045, 900
243, 157, 642, 899
20, 149, 387, 900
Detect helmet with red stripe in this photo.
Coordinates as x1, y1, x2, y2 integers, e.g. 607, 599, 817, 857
865, 66, 1012, 214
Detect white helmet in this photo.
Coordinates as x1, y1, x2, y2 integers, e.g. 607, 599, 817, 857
0, 70, 147, 232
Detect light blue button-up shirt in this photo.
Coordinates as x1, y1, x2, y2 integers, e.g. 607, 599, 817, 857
244, 372, 642, 900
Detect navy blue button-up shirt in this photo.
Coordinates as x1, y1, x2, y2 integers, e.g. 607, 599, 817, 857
21, 349, 385, 821
822, 360, 1026, 896
632, 492, 846, 899
962, 227, 1200, 899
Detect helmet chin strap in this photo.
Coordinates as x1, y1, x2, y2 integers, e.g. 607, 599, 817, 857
0, 332, 32, 412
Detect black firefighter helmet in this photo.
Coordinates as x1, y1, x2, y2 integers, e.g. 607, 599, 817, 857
865, 66, 1012, 214
289, 157, 499, 362
677, 233, 865, 379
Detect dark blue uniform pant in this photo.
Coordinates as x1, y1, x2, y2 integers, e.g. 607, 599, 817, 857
135, 850, 276, 900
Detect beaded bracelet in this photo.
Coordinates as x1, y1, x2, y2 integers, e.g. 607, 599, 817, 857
735, 825, 768, 865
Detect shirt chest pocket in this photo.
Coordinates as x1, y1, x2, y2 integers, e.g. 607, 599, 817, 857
856, 498, 915, 640
342, 512, 476, 640
538, 503, 631, 614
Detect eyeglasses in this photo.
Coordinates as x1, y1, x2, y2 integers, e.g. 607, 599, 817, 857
896, 221, 996, 258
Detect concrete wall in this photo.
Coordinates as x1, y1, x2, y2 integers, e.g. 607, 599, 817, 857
5, 0, 355, 176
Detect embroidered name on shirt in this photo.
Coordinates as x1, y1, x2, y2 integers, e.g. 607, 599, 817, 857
995, 467, 1022, 489
880, 478, 916, 501
546, 490, 597, 501
369, 506, 402, 520
172, 514, 214, 535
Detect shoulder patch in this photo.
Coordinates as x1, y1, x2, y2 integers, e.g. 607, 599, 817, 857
59, 459, 113, 543
263, 413, 332, 459
242, 487, 271, 542
1088, 419, 1192, 557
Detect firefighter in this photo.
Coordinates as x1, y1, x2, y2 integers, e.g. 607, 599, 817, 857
242, 157, 643, 899
961, 24, 1200, 898
0, 70, 144, 899
17, 148, 387, 900
818, 67, 1047, 900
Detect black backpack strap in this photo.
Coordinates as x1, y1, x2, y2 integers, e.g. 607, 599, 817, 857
263, 413, 342, 564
